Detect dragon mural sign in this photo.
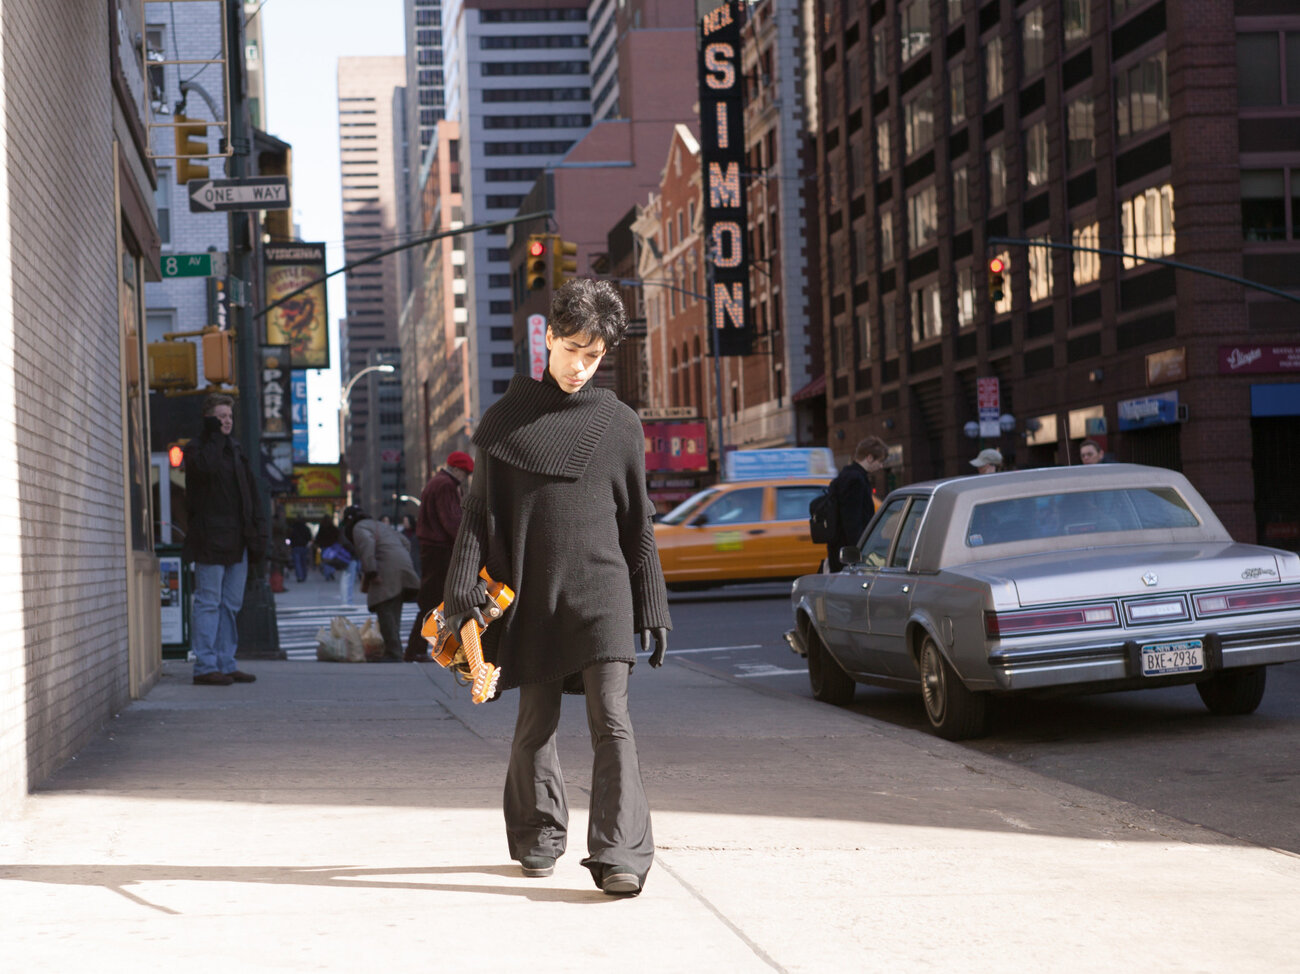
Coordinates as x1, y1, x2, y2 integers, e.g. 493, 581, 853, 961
264, 242, 329, 368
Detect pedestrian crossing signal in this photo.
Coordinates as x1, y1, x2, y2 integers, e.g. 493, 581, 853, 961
167, 442, 186, 468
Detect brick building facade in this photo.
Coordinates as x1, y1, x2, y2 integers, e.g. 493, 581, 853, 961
814, 0, 1300, 545
1, 0, 162, 811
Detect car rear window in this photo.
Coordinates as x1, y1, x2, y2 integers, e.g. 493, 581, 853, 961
966, 487, 1200, 547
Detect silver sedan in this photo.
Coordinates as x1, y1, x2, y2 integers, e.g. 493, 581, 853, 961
785, 464, 1300, 739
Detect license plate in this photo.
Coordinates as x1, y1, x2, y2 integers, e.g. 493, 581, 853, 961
1140, 638, 1205, 677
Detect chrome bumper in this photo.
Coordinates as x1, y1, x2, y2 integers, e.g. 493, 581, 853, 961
986, 625, 1300, 691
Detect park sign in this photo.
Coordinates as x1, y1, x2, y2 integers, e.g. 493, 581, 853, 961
698, 0, 751, 356
161, 251, 227, 279
188, 176, 290, 213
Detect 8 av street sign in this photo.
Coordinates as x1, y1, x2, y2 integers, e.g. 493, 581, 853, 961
160, 252, 227, 279
188, 176, 290, 213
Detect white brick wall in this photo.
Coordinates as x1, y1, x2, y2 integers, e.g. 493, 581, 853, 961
0, 0, 142, 814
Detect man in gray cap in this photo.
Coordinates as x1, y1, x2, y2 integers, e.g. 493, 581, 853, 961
970, 447, 1003, 474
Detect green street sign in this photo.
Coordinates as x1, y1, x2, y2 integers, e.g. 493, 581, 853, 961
161, 252, 228, 279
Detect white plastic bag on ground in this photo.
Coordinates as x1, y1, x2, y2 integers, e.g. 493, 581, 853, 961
333, 616, 366, 663
315, 625, 345, 662
359, 617, 385, 661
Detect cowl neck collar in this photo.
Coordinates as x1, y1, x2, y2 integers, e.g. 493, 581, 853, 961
472, 374, 618, 479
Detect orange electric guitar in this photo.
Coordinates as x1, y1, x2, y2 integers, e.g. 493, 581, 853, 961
421, 567, 514, 704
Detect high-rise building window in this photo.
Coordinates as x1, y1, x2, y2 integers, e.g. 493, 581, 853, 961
910, 279, 942, 343
880, 209, 895, 266
857, 311, 872, 361
872, 22, 889, 88
900, 0, 931, 63
846, 53, 862, 109
949, 61, 966, 124
1025, 119, 1049, 188
953, 164, 970, 225
1073, 221, 1101, 286
1066, 96, 1095, 170
956, 265, 976, 329
1028, 236, 1053, 303
854, 221, 869, 279
849, 138, 865, 194
876, 119, 892, 170
984, 35, 1004, 100
882, 299, 898, 358
1241, 170, 1286, 241
948, 0, 964, 24
1021, 7, 1045, 77
1115, 50, 1168, 140
989, 144, 1007, 209
903, 89, 935, 157
1237, 32, 1300, 107
1064, 0, 1090, 48
1120, 183, 1175, 268
907, 184, 938, 251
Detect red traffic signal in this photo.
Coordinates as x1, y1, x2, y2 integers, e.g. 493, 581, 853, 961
528, 238, 547, 258
167, 443, 185, 468
988, 256, 1006, 274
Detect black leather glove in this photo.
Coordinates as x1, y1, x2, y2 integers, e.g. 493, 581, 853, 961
640, 627, 668, 668
444, 578, 488, 635
444, 605, 486, 637
202, 415, 222, 437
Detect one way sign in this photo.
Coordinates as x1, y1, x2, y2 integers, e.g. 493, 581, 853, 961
188, 176, 291, 213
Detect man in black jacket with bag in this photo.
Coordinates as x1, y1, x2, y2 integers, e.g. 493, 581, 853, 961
182, 394, 266, 686
825, 436, 888, 572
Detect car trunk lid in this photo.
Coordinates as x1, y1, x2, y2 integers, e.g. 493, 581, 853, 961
974, 543, 1284, 607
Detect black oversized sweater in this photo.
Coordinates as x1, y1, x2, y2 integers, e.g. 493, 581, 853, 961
442, 374, 672, 694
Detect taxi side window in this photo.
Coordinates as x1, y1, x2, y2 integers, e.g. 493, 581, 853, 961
696, 487, 764, 525
776, 486, 824, 521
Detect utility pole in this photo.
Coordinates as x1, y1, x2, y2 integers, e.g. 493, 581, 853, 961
226, 0, 282, 658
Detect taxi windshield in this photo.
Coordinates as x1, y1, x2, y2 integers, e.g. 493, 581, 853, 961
659, 488, 721, 526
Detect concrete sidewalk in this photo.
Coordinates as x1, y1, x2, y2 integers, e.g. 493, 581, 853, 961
2, 653, 1299, 972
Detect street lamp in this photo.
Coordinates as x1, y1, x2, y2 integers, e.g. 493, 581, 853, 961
337, 364, 396, 498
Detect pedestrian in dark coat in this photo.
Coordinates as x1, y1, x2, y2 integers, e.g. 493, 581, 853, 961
182, 393, 266, 685
825, 436, 888, 572
442, 278, 671, 897
404, 451, 474, 661
343, 506, 419, 661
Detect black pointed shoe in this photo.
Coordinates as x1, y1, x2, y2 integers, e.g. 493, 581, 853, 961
520, 855, 556, 878
601, 866, 641, 896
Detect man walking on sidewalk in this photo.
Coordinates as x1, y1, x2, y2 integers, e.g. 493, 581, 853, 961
404, 451, 473, 661
182, 394, 265, 686
342, 506, 419, 662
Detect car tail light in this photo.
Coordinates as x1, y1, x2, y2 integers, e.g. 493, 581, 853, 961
1194, 585, 1300, 617
984, 603, 1118, 638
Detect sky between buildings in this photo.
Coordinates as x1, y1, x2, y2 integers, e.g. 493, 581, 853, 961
260, 0, 405, 463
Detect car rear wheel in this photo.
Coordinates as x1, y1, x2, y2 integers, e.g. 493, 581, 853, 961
807, 629, 855, 705
918, 635, 989, 741
1196, 666, 1267, 716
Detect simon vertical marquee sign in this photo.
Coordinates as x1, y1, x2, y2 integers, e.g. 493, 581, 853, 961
698, 0, 751, 356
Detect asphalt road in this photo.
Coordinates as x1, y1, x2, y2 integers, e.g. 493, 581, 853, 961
665, 582, 1300, 856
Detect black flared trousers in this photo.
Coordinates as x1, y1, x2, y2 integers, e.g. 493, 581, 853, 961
503, 661, 653, 885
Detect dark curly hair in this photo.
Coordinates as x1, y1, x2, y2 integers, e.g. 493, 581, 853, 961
549, 278, 628, 350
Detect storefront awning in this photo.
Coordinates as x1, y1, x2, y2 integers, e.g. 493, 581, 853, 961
792, 373, 826, 402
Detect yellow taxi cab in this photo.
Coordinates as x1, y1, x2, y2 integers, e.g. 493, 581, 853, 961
654, 477, 832, 588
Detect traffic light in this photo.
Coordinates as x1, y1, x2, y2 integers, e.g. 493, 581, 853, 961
174, 113, 209, 185
147, 339, 198, 390
525, 234, 549, 291
552, 236, 578, 291
987, 256, 1007, 306
167, 441, 187, 468
202, 327, 234, 384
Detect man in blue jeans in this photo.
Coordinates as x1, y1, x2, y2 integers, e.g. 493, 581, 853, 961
182, 394, 267, 686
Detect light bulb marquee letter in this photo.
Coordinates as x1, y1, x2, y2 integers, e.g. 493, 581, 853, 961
698, 0, 751, 356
